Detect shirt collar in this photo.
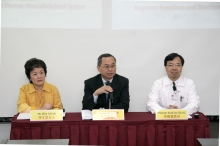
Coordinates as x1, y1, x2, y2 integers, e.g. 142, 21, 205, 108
102, 77, 113, 85
164, 75, 184, 86
28, 81, 51, 93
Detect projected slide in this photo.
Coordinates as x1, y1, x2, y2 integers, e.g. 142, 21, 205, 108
112, 1, 220, 29
1, 0, 102, 28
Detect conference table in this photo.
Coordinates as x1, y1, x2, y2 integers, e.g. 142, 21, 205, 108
10, 112, 210, 146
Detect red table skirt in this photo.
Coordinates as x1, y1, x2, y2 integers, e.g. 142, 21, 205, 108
10, 112, 210, 146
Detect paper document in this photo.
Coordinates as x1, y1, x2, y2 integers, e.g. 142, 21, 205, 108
81, 110, 92, 120
17, 113, 30, 120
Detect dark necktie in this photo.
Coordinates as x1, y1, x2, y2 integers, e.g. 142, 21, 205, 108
105, 81, 110, 108
173, 82, 177, 91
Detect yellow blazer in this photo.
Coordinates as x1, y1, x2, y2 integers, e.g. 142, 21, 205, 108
17, 81, 63, 113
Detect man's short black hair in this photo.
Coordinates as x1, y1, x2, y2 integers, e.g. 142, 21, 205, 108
164, 53, 184, 66
97, 53, 116, 66
24, 58, 47, 83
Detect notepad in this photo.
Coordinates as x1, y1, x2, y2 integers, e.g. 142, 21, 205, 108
81, 110, 92, 120
17, 113, 30, 120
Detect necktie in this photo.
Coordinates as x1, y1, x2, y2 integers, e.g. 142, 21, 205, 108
106, 93, 109, 108
173, 82, 177, 91
105, 81, 110, 108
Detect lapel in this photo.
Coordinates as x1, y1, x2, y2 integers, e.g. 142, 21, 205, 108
111, 74, 119, 97
164, 75, 172, 86
96, 74, 104, 88
177, 76, 185, 87
96, 74, 106, 104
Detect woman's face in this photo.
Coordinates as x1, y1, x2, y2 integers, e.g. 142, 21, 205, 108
30, 67, 45, 87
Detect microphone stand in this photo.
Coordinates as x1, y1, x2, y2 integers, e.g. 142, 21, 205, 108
109, 93, 113, 109
106, 81, 113, 109
109, 98, 111, 109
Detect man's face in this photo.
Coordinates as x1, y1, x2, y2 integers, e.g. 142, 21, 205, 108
97, 57, 116, 81
165, 57, 183, 81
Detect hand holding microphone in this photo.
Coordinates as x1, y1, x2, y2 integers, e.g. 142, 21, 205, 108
94, 82, 113, 96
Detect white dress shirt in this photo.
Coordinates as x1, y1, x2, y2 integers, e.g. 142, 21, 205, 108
146, 75, 200, 114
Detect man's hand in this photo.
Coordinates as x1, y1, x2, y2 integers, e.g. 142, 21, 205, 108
94, 85, 113, 96
169, 105, 178, 109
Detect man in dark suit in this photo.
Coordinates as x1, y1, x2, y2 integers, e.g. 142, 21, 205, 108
82, 53, 130, 112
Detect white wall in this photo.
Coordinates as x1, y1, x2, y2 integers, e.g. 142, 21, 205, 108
1, 0, 219, 117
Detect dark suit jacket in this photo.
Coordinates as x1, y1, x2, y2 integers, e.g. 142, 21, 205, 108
82, 74, 130, 112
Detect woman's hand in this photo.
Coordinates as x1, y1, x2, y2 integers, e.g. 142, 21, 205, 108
37, 102, 52, 110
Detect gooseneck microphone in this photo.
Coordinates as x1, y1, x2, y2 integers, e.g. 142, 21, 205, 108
106, 81, 111, 86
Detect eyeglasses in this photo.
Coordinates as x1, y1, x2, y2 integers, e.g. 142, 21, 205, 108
101, 65, 116, 70
166, 64, 182, 68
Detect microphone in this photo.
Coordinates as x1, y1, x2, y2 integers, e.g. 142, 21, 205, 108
106, 81, 111, 86
63, 108, 66, 118
106, 81, 114, 103
62, 102, 65, 118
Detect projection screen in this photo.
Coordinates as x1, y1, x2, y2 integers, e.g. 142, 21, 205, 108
1, 0, 220, 117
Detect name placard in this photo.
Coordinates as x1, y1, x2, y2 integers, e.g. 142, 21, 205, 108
92, 109, 124, 120
30, 110, 63, 121
156, 109, 188, 120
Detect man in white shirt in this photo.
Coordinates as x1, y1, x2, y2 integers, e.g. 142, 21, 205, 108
146, 53, 200, 114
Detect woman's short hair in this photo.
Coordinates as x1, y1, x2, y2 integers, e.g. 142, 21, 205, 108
24, 58, 47, 83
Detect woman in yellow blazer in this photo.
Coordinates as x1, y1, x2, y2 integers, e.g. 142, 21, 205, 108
17, 58, 63, 113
